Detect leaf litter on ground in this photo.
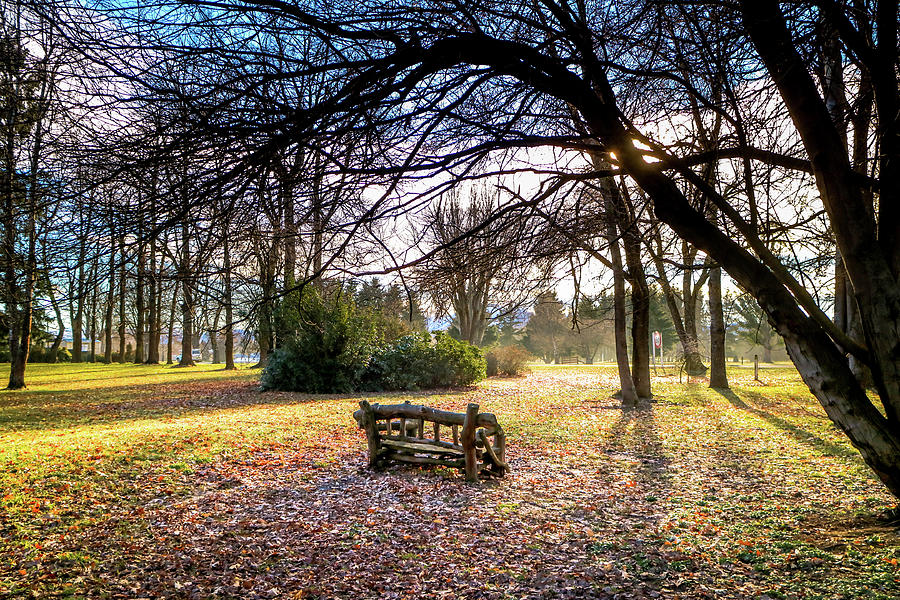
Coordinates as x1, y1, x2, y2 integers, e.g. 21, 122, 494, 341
0, 363, 898, 599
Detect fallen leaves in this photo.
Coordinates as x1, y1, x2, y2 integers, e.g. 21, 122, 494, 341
0, 364, 898, 598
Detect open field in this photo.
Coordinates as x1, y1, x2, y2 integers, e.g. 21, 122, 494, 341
1, 363, 898, 599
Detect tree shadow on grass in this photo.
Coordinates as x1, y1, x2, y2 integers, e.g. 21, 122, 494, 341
0, 380, 477, 434
0, 383, 277, 433
587, 406, 674, 579
605, 406, 671, 489
712, 388, 857, 460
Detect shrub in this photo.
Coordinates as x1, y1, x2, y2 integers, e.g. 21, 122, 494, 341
486, 344, 532, 377
20, 346, 72, 363
364, 331, 486, 391
104, 348, 134, 363
427, 331, 486, 387
261, 288, 377, 393
486, 350, 499, 377
363, 333, 433, 391
28, 346, 46, 362
262, 288, 485, 393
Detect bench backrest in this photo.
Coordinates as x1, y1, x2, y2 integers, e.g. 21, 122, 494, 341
354, 400, 505, 481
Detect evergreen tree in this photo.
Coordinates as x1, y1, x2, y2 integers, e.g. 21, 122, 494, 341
524, 291, 568, 364
729, 294, 782, 363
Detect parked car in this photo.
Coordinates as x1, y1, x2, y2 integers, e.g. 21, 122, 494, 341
173, 350, 204, 363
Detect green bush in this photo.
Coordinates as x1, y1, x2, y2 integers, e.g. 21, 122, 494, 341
486, 344, 531, 377
261, 288, 377, 393
41, 347, 72, 363
364, 333, 432, 391
364, 331, 486, 391
261, 288, 486, 393
105, 349, 134, 363
486, 351, 499, 376
427, 331, 486, 387
14, 346, 72, 363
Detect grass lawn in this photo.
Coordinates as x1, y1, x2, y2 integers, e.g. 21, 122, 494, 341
1, 362, 898, 599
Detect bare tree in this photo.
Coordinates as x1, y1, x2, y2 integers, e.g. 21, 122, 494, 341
415, 185, 555, 346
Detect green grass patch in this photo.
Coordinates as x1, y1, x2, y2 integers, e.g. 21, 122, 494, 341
0, 362, 898, 599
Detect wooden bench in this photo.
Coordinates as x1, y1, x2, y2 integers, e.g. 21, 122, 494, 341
353, 400, 508, 482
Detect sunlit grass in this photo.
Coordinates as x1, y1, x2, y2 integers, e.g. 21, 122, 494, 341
1, 362, 897, 598
0, 361, 253, 393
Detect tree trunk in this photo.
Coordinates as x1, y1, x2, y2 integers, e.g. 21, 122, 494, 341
820, 12, 872, 387
311, 159, 324, 289
614, 181, 651, 399
598, 166, 638, 407
103, 291, 114, 364
10, 228, 35, 387
178, 223, 195, 367
167, 281, 177, 364
8, 171, 37, 388
8, 68, 49, 387
834, 253, 848, 333
221, 233, 236, 370
117, 236, 126, 363
89, 260, 98, 363
629, 280, 651, 398
155, 271, 164, 363
283, 173, 297, 290
146, 165, 161, 364
257, 314, 270, 366
4, 145, 22, 384
9, 247, 33, 388
846, 73, 875, 388
708, 265, 728, 388
73, 240, 86, 364
146, 245, 160, 363
135, 238, 145, 363
8, 274, 30, 389
2, 33, 29, 387
609, 238, 637, 407
454, 283, 489, 346
620, 216, 651, 398
103, 220, 115, 363
210, 306, 221, 364
680, 244, 708, 376
255, 231, 276, 367
47, 274, 64, 363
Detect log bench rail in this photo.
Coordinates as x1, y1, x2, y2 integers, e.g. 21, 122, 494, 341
353, 400, 508, 482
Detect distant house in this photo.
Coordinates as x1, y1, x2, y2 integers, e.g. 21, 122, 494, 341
60, 336, 104, 353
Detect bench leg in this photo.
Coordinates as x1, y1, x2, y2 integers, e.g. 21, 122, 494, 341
462, 403, 480, 482
359, 400, 380, 468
